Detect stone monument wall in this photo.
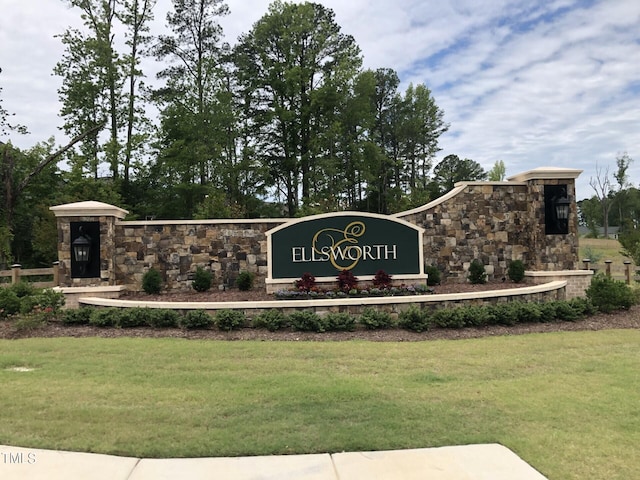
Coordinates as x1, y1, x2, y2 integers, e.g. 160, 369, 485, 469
395, 183, 530, 282
51, 168, 583, 292
114, 220, 284, 292
395, 174, 580, 282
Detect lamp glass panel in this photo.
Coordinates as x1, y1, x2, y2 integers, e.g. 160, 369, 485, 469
555, 204, 569, 220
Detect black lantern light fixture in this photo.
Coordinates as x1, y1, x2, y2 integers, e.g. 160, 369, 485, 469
72, 229, 92, 274
555, 195, 570, 221
544, 184, 570, 235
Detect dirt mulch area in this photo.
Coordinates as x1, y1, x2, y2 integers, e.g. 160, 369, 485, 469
2, 281, 639, 341
119, 281, 522, 303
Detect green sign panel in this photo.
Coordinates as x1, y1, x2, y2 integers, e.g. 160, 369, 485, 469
267, 213, 424, 279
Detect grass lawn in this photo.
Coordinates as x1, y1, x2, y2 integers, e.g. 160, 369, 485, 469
1, 332, 639, 480
579, 237, 632, 280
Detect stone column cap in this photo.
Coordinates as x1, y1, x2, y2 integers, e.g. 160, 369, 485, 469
50, 201, 128, 219
507, 167, 582, 182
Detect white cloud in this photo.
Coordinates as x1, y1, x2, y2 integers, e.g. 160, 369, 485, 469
0, 0, 639, 199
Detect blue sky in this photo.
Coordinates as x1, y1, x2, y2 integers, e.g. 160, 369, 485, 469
1, 0, 639, 199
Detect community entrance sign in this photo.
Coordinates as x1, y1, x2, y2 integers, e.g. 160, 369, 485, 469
266, 212, 426, 285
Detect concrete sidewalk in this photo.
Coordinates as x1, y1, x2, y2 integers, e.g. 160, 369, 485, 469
0, 444, 548, 479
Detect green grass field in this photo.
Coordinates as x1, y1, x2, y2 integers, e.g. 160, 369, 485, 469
579, 237, 633, 280
1, 332, 639, 479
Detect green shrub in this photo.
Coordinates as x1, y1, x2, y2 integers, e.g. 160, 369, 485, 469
568, 297, 597, 317
288, 310, 326, 332
19, 295, 41, 315
0, 288, 22, 317
508, 260, 526, 283
425, 265, 441, 286
34, 289, 65, 312
236, 271, 255, 291
538, 300, 583, 322
117, 308, 151, 328
553, 301, 580, 322
490, 303, 519, 326
253, 310, 288, 331
461, 305, 494, 327
510, 301, 543, 324
215, 309, 246, 331
538, 302, 559, 323
9, 281, 37, 298
414, 284, 432, 294
431, 308, 466, 329
359, 308, 395, 330
325, 312, 356, 332
192, 266, 213, 292
146, 309, 180, 328
180, 309, 214, 329
398, 305, 430, 332
16, 289, 64, 317
586, 274, 635, 313
12, 314, 47, 332
630, 283, 640, 305
142, 268, 162, 294
62, 308, 92, 325
468, 260, 487, 284
89, 309, 120, 327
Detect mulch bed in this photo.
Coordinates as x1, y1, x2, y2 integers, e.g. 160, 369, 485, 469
119, 281, 522, 303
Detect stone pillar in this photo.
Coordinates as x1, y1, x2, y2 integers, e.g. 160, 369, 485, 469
50, 201, 128, 287
507, 167, 582, 272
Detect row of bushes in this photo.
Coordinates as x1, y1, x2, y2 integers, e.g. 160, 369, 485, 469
2, 273, 635, 334
61, 306, 359, 332
142, 267, 255, 294
56, 273, 636, 332
468, 259, 526, 284
54, 296, 597, 333
399, 298, 598, 332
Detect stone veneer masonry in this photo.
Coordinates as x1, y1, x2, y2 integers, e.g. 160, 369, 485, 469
116, 219, 284, 292
395, 171, 580, 282
51, 167, 584, 293
49, 201, 127, 288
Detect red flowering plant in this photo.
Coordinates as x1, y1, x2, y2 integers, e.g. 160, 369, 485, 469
294, 272, 317, 293
337, 270, 358, 293
372, 269, 392, 289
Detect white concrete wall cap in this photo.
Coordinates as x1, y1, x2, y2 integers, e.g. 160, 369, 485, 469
50, 201, 129, 219
507, 167, 583, 182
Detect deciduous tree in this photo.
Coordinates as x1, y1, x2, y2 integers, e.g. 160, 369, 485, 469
430, 155, 487, 196
589, 163, 614, 238
488, 160, 506, 181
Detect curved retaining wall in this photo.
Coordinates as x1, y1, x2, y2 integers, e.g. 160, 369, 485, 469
78, 281, 566, 317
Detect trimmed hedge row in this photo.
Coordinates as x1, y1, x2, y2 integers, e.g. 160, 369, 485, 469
399, 298, 598, 332
5, 272, 634, 333
56, 297, 600, 333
